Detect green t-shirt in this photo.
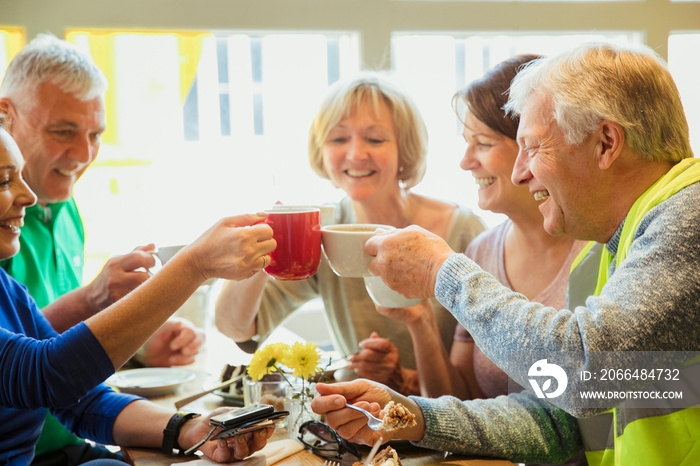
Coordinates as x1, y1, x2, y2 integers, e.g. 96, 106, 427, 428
0, 198, 85, 454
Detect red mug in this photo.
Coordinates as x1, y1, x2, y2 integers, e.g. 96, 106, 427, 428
263, 207, 321, 280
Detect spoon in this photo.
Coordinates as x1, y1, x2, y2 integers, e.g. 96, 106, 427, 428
345, 403, 387, 431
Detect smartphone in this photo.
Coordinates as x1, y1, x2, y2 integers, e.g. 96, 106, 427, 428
209, 404, 274, 429
210, 410, 290, 440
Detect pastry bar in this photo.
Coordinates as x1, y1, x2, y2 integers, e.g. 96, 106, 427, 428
381, 401, 417, 431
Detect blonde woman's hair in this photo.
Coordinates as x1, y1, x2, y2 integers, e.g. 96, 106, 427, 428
505, 42, 692, 163
308, 74, 427, 188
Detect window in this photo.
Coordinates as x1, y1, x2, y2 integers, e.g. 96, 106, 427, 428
668, 33, 700, 153
0, 27, 25, 82
68, 29, 698, 279
66, 30, 360, 280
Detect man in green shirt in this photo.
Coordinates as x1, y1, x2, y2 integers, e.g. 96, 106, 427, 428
0, 34, 205, 465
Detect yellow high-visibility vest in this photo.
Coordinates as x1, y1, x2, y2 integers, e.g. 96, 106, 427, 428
568, 158, 700, 466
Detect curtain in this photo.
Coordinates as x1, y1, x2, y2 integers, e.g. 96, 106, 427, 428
0, 27, 25, 80
66, 29, 210, 146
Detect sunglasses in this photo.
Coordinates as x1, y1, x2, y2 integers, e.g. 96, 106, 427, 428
298, 420, 362, 460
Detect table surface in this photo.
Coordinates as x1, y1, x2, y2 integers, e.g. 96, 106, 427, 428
120, 328, 514, 466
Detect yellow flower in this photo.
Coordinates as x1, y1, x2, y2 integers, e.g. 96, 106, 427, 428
282, 342, 321, 380
247, 343, 290, 381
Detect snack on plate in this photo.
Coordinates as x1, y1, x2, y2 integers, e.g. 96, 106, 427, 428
352, 446, 402, 466
381, 401, 416, 431
219, 364, 247, 394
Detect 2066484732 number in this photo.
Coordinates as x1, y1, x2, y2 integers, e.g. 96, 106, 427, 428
599, 368, 680, 381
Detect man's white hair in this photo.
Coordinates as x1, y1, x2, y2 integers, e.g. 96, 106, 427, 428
0, 33, 107, 103
505, 42, 692, 163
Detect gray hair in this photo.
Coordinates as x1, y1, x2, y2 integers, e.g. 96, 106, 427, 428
0, 33, 107, 103
505, 42, 692, 163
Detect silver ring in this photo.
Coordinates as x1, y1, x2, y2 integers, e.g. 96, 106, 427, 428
261, 254, 269, 268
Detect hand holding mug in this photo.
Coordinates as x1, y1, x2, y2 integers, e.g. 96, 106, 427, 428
321, 224, 394, 277
365, 225, 456, 299
184, 213, 276, 283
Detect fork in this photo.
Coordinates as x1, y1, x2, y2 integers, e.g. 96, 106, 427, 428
344, 403, 386, 431
322, 460, 340, 466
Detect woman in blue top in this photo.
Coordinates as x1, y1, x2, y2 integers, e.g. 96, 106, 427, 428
0, 124, 277, 464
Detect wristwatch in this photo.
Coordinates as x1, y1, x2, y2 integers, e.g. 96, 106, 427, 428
161, 412, 201, 455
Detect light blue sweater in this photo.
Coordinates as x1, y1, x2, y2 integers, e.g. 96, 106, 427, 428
410, 181, 700, 463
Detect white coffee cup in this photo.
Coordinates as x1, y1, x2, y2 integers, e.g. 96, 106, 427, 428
321, 224, 395, 277
152, 245, 216, 286
364, 276, 421, 308
153, 245, 184, 264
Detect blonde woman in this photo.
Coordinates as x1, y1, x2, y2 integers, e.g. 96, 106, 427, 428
215, 74, 485, 388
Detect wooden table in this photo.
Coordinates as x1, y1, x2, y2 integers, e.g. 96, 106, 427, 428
123, 421, 513, 466
120, 329, 514, 466
124, 442, 512, 466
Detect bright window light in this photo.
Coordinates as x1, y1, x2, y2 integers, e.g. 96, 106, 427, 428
668, 33, 700, 155
67, 30, 360, 281
0, 27, 25, 81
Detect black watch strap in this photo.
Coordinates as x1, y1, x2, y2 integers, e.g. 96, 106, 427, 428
162, 412, 201, 455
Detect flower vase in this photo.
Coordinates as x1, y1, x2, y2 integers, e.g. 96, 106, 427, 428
284, 380, 321, 438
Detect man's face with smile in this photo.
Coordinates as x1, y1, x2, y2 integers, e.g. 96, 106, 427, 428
8, 81, 105, 205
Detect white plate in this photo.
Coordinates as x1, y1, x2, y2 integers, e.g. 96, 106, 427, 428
106, 368, 195, 397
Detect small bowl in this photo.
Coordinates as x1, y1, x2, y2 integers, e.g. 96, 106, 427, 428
364, 276, 421, 308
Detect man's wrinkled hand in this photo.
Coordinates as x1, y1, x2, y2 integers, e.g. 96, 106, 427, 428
365, 226, 456, 299
311, 381, 395, 446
